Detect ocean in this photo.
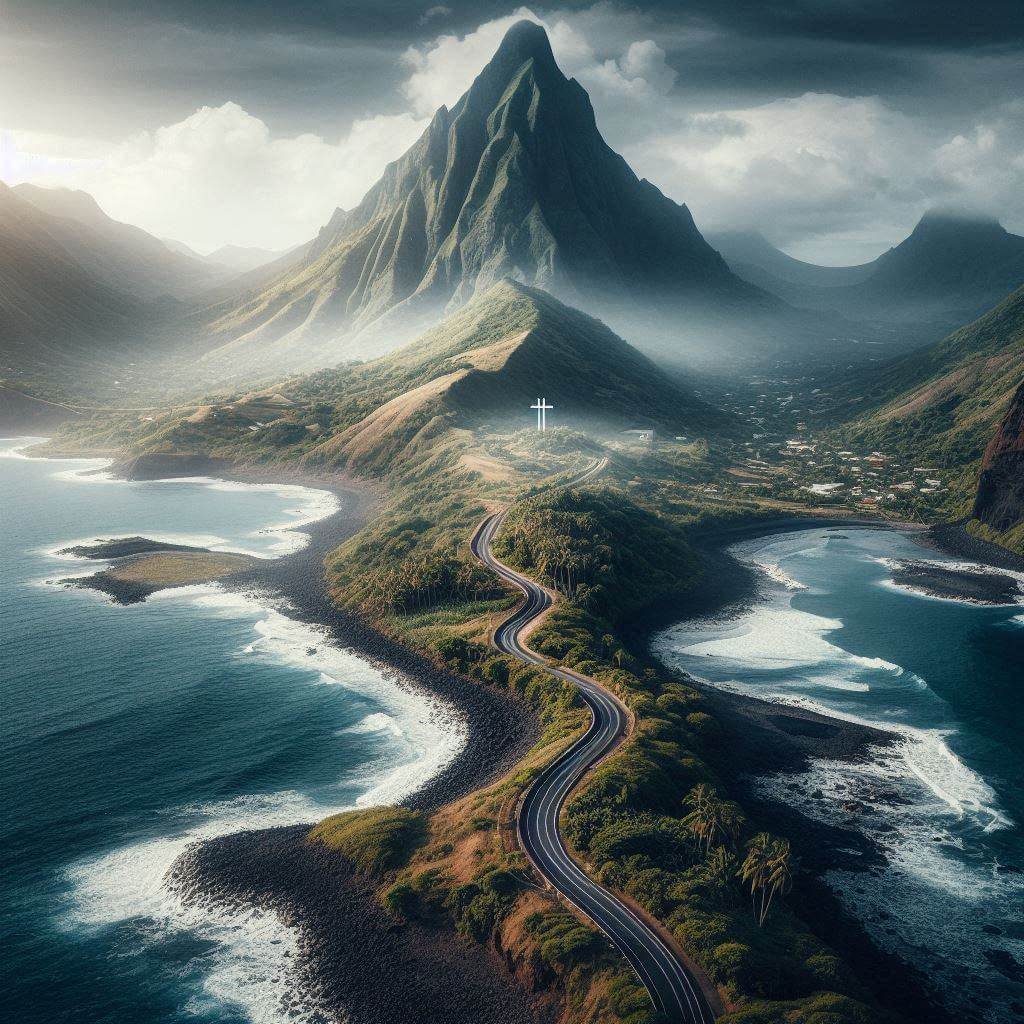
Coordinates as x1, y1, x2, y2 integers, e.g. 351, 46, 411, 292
655, 526, 1024, 1022
0, 437, 462, 1024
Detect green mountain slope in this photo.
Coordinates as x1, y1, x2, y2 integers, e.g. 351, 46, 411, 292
12, 183, 223, 299
842, 283, 1024, 511
203, 20, 769, 371
971, 381, 1024, 554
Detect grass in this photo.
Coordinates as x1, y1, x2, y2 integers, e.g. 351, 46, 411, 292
107, 551, 255, 585
307, 807, 426, 875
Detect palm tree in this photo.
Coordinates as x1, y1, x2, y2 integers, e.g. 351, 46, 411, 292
704, 846, 738, 903
683, 786, 744, 855
741, 834, 795, 925
740, 832, 772, 922
682, 784, 715, 851
761, 838, 794, 925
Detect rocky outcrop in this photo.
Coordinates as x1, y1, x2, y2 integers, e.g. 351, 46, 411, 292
973, 380, 1024, 532
113, 451, 230, 480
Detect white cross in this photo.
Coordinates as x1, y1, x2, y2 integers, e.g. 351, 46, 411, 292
531, 397, 553, 431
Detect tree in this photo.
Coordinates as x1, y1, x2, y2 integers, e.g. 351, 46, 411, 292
682, 785, 744, 855
740, 833, 795, 926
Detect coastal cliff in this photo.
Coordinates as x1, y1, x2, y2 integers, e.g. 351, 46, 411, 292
972, 380, 1024, 553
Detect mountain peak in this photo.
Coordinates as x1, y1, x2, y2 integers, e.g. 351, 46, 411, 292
13, 183, 108, 227
912, 207, 1004, 236
491, 19, 557, 72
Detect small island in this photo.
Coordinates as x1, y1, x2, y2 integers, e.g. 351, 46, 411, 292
59, 536, 257, 604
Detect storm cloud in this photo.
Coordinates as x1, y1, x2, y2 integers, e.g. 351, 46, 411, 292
2, 1, 1021, 260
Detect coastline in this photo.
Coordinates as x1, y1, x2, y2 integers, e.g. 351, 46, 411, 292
15, 440, 549, 1024
22, 439, 1016, 1024
641, 514, 1024, 1024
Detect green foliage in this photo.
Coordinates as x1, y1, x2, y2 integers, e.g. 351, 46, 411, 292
493, 487, 701, 622
444, 871, 522, 942
525, 910, 606, 970
307, 806, 425, 874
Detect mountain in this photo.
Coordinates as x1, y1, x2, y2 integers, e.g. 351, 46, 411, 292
722, 211, 1024, 330
707, 230, 876, 291
302, 279, 727, 473
841, 283, 1024, 510
203, 244, 287, 274
201, 19, 771, 373
12, 183, 221, 300
972, 381, 1024, 553
0, 181, 140, 378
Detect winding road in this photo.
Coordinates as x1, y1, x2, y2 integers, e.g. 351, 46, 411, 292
470, 458, 715, 1024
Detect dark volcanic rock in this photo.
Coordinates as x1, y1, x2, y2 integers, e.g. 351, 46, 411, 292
59, 536, 205, 559
170, 827, 556, 1024
974, 380, 1024, 534
889, 559, 1021, 604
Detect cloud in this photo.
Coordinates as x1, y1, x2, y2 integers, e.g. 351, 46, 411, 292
419, 5, 452, 24
625, 90, 1024, 257
4, 102, 428, 252
5, 5, 1021, 261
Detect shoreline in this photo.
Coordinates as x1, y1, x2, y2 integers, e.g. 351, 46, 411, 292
23, 439, 1014, 1024
15, 439, 550, 1024
641, 514, 1023, 1024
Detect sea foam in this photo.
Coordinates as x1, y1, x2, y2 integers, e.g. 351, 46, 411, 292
64, 583, 465, 1024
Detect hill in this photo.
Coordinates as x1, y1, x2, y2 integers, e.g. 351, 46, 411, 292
302, 280, 727, 473
720, 211, 1024, 332
63, 280, 728, 475
12, 183, 223, 300
200, 20, 776, 373
840, 283, 1024, 511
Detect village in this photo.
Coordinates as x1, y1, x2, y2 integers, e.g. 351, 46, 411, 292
690, 373, 956, 520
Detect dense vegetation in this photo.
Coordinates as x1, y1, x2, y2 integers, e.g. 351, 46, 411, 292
493, 488, 702, 622
310, 469, 895, 1024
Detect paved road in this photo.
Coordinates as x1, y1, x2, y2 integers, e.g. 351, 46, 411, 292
471, 460, 715, 1024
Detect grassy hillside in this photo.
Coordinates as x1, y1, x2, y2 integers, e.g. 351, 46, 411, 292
840, 283, 1024, 515
56, 280, 727, 478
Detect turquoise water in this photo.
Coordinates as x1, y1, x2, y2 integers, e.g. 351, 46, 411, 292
655, 527, 1024, 1022
0, 437, 460, 1024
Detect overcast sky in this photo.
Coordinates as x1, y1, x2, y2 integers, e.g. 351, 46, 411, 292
2, 0, 1022, 262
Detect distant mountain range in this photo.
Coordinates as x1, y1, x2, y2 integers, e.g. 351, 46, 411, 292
713, 211, 1024, 330
198, 20, 780, 373
4, 19, 1021, 398
11, 183, 225, 300
161, 238, 289, 275
707, 230, 876, 290
0, 182, 139, 378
